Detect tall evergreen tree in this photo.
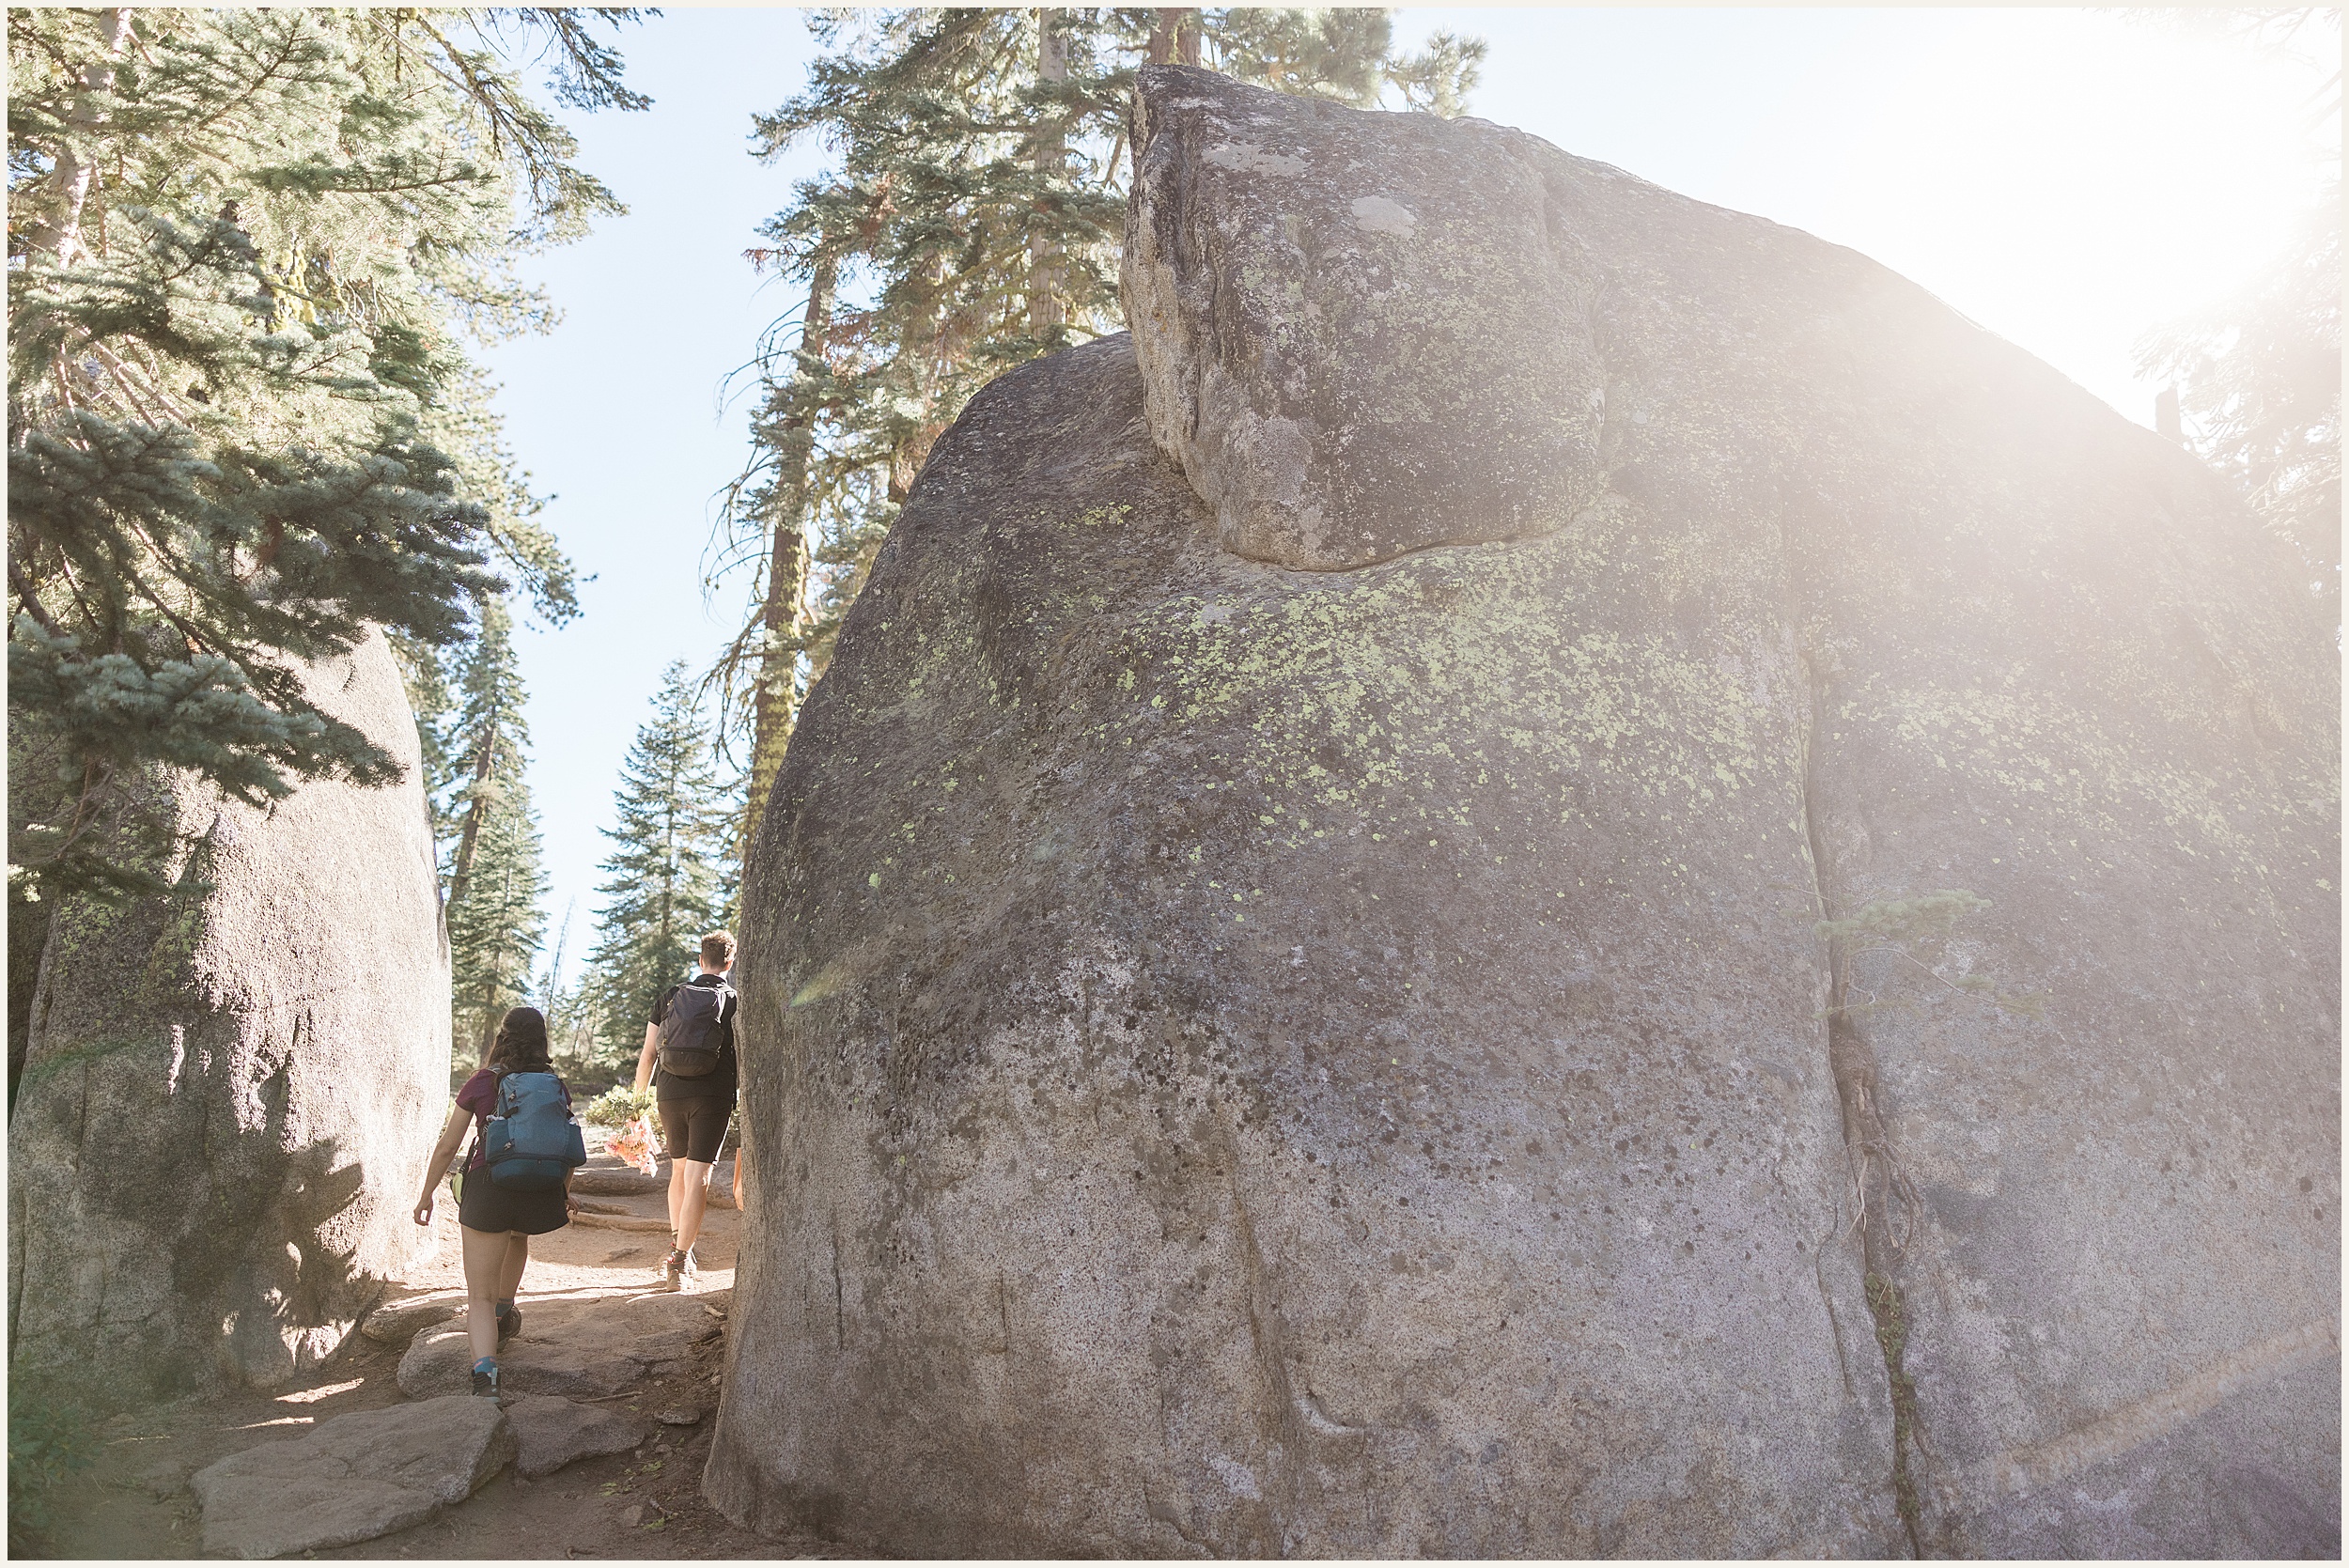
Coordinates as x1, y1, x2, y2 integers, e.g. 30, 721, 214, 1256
435, 596, 533, 905
583, 661, 734, 1063
446, 763, 549, 1063
708, 8, 1484, 856
439, 592, 548, 1058
6, 8, 646, 903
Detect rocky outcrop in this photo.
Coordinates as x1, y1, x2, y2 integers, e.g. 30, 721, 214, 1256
1123, 72, 1607, 570
708, 66, 2340, 1557
8, 629, 450, 1413
192, 1394, 512, 1558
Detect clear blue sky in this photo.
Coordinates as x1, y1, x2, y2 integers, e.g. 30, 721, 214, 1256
481, 7, 2338, 994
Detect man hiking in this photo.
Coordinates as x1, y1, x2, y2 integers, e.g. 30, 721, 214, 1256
633, 930, 739, 1292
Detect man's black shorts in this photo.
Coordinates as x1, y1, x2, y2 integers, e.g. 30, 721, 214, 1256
658, 1095, 734, 1165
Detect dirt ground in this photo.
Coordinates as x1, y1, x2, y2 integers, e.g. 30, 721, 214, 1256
34, 1157, 848, 1561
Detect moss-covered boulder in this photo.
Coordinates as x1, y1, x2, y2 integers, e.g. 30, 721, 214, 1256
8, 629, 450, 1412
707, 66, 2338, 1558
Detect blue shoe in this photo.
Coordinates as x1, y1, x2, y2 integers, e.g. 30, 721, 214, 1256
471, 1358, 501, 1399
495, 1302, 521, 1344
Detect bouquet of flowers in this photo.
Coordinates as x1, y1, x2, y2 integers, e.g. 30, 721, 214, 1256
611, 1113, 660, 1176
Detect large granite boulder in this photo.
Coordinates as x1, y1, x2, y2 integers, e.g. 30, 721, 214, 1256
8, 629, 450, 1412
706, 66, 2339, 1557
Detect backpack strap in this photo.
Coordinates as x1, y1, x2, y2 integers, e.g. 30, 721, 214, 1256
690, 975, 736, 1023
468, 1069, 508, 1169
465, 1083, 485, 1171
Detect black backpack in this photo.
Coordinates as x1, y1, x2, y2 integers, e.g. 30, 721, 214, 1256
657, 978, 734, 1079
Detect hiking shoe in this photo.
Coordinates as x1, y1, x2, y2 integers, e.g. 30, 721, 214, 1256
678, 1250, 701, 1290
661, 1249, 688, 1292
495, 1303, 521, 1344
471, 1359, 501, 1399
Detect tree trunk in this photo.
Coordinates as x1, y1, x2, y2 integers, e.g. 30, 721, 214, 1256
745, 248, 841, 857
886, 256, 956, 507
445, 722, 497, 908
478, 858, 513, 1058
26, 8, 132, 264
1030, 10, 1068, 335
887, 422, 949, 505
1148, 8, 1201, 66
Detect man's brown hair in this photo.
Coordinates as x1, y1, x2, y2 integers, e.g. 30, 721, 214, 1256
701, 930, 737, 970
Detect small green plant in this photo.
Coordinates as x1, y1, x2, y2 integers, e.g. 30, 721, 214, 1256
9, 1397, 97, 1553
1817, 890, 2046, 1021
582, 1084, 655, 1128
1814, 889, 1989, 948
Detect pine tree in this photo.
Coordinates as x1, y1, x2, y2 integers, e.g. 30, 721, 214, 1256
386, 626, 461, 880
446, 764, 550, 1063
438, 592, 548, 1059
583, 661, 735, 1062
708, 8, 1485, 855
6, 8, 646, 902
436, 597, 534, 905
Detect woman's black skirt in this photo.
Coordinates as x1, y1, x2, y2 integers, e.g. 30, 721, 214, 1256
456, 1167, 571, 1235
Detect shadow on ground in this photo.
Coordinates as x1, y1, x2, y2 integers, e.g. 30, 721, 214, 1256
33, 1152, 844, 1560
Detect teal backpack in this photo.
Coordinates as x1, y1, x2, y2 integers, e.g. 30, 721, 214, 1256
482, 1071, 588, 1190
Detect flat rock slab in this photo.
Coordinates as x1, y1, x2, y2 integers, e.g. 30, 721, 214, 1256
397, 1289, 731, 1398
505, 1394, 650, 1478
398, 1326, 637, 1399
618, 1286, 732, 1337
191, 1394, 512, 1558
360, 1296, 461, 1344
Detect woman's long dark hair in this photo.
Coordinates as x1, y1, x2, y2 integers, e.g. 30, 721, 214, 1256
486, 1007, 553, 1075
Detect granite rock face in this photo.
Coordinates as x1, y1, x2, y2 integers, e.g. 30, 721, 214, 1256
707, 67, 2340, 1558
8, 629, 450, 1412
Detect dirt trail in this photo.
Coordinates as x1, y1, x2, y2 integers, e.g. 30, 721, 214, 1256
40, 1156, 841, 1560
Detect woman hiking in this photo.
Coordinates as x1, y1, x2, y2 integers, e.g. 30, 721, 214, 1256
412, 1005, 581, 1399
